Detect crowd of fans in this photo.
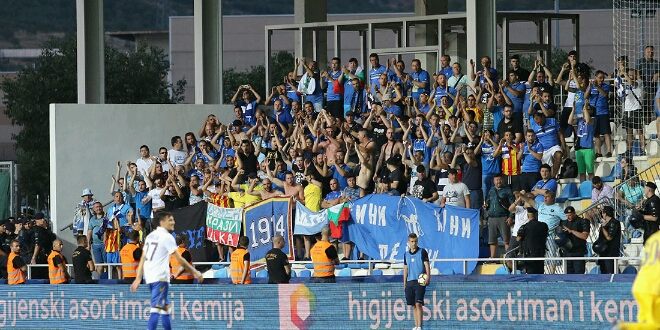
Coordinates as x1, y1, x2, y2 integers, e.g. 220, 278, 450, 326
2, 47, 659, 279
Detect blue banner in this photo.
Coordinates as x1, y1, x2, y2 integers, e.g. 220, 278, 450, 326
347, 195, 480, 274
242, 197, 293, 262
294, 201, 329, 235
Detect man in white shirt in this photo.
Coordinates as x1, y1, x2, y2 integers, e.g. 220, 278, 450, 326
168, 136, 188, 168
136, 145, 155, 174
440, 169, 471, 208
131, 212, 203, 330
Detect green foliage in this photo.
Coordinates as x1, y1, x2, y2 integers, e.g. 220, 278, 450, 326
1, 36, 186, 208
105, 41, 186, 104
222, 50, 294, 103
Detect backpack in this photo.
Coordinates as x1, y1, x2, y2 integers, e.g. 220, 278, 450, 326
557, 158, 578, 179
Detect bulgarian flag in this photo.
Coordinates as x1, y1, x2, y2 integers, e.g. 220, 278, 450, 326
327, 202, 350, 239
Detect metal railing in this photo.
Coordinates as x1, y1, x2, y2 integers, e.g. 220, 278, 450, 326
21, 255, 641, 281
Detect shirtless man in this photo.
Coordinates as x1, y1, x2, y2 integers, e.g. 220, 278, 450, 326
356, 129, 376, 160
247, 178, 284, 199
352, 141, 374, 192
375, 128, 405, 176
267, 165, 305, 203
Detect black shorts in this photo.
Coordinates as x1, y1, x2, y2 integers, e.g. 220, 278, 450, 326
405, 281, 426, 305
622, 111, 644, 130
593, 114, 611, 135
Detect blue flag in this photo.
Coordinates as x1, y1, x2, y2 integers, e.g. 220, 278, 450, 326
346, 195, 480, 274
294, 201, 329, 235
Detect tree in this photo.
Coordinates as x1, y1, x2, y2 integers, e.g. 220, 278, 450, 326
2, 36, 186, 210
222, 50, 295, 103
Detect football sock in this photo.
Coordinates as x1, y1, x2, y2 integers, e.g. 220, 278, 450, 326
147, 312, 159, 330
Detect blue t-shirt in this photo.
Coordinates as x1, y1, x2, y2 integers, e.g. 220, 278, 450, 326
477, 68, 499, 88
521, 141, 543, 172
589, 83, 610, 116
134, 191, 152, 218
530, 118, 560, 151
433, 86, 457, 107
480, 141, 501, 175
574, 90, 585, 115
325, 190, 342, 201
412, 139, 431, 164
325, 71, 343, 101
438, 67, 453, 80
388, 69, 407, 96
369, 65, 387, 87
577, 117, 595, 149
236, 100, 258, 126
275, 110, 294, 127
384, 104, 402, 117
535, 201, 566, 230
490, 106, 504, 132
504, 82, 525, 113
329, 164, 351, 190
533, 179, 557, 203
404, 247, 429, 281
418, 103, 431, 115
286, 83, 300, 103
409, 70, 431, 100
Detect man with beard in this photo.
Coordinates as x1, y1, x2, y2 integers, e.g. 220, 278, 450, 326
411, 165, 438, 203
247, 178, 284, 199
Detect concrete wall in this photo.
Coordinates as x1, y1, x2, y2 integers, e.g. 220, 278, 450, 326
49, 103, 236, 248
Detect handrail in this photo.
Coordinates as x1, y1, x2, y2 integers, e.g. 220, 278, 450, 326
24, 255, 640, 281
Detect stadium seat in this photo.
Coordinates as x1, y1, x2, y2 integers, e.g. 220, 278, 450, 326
211, 264, 225, 270
568, 181, 592, 201
290, 270, 297, 278
250, 270, 257, 278
347, 263, 361, 269
396, 270, 403, 275
372, 269, 383, 276
601, 164, 620, 182
430, 268, 440, 275
298, 270, 311, 277
589, 266, 601, 274
335, 263, 346, 269
256, 270, 269, 278
555, 183, 578, 203
304, 263, 315, 269
213, 268, 227, 278
338, 268, 352, 277
494, 266, 509, 275
441, 268, 455, 275
622, 266, 637, 274
353, 269, 369, 276
358, 263, 370, 269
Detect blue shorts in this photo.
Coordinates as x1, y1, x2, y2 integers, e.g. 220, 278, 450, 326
106, 251, 120, 263
405, 281, 426, 306
149, 282, 170, 309
92, 244, 106, 264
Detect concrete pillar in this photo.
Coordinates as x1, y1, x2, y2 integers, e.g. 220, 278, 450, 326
194, 0, 223, 104
466, 0, 497, 75
294, 0, 327, 73
414, 0, 447, 74
76, 0, 104, 104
